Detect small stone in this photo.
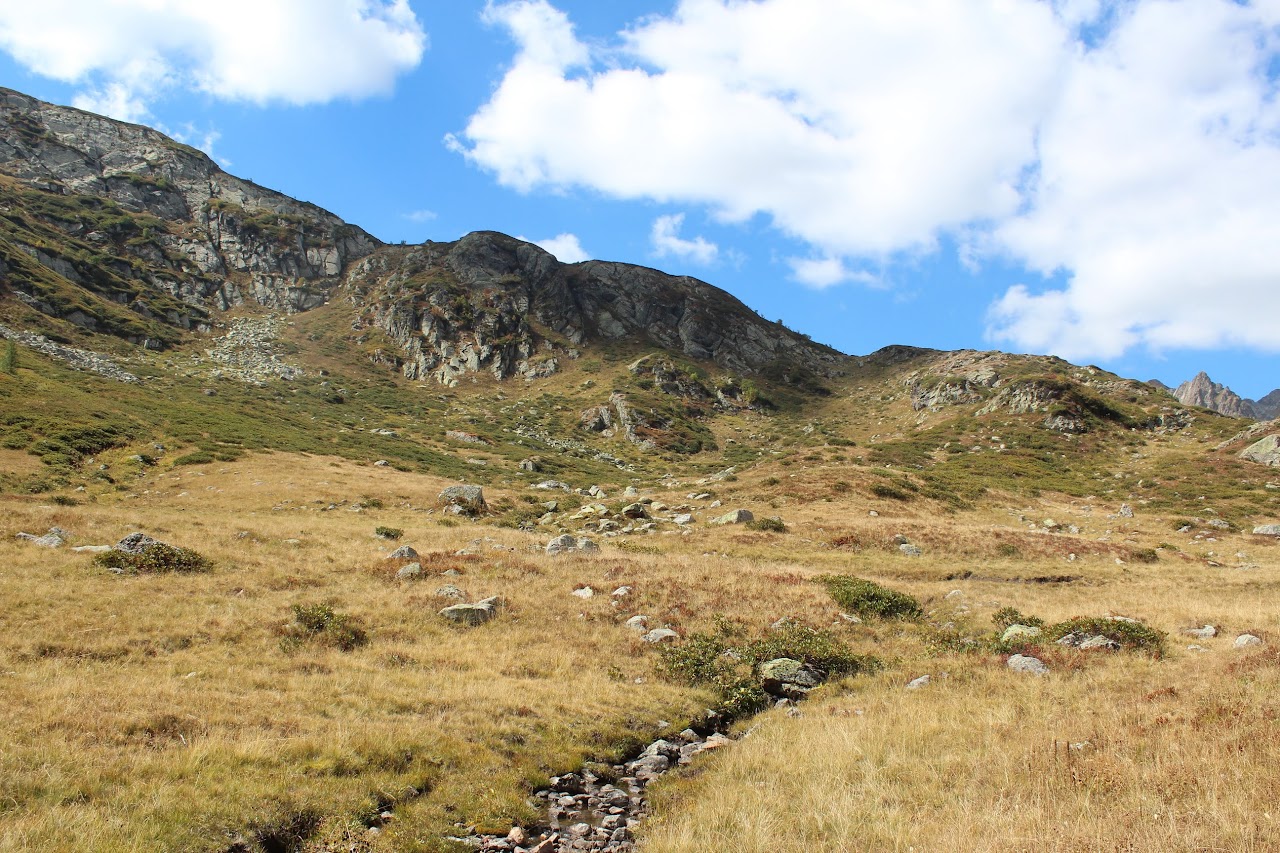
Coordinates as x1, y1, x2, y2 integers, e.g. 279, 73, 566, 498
571, 586, 595, 599
612, 586, 632, 597
439, 601, 498, 627
506, 827, 527, 845
1252, 524, 1280, 536
1235, 634, 1263, 648
905, 675, 931, 690
673, 513, 694, 525
898, 543, 923, 557
1118, 503, 1134, 518
387, 545, 419, 560
373, 459, 389, 467
642, 628, 680, 643
1007, 654, 1048, 675
1182, 625, 1217, 639
1078, 635, 1120, 651
625, 615, 649, 631
434, 584, 464, 599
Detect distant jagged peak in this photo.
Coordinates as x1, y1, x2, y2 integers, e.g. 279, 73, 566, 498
1173, 371, 1280, 420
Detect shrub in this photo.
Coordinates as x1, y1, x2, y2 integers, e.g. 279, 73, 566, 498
374, 526, 403, 540
173, 451, 216, 466
0, 340, 15, 375
820, 575, 922, 620
1046, 617, 1166, 656
747, 517, 787, 533
284, 603, 369, 652
870, 482, 911, 501
657, 622, 879, 720
94, 544, 212, 574
51, 495, 80, 506
1128, 547, 1159, 564
991, 607, 1045, 631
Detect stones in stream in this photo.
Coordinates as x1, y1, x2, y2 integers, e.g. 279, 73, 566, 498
467, 728, 731, 852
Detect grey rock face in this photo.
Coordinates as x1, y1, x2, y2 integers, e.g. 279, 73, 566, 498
0, 88, 378, 342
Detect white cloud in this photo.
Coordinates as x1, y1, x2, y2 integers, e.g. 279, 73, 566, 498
461, 0, 1066, 256
460, 0, 1280, 361
988, 0, 1280, 359
788, 257, 879, 290
0, 0, 426, 120
650, 213, 718, 264
402, 209, 439, 223
519, 232, 591, 263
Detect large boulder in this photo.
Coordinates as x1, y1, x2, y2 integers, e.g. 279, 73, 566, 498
438, 485, 487, 515
759, 657, 824, 699
1241, 435, 1280, 467
1254, 524, 1280, 536
1001, 624, 1043, 644
439, 596, 502, 627
114, 532, 162, 554
545, 534, 600, 556
1007, 654, 1049, 675
710, 509, 754, 526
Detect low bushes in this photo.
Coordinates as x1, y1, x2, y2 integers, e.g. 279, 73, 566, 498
820, 575, 922, 620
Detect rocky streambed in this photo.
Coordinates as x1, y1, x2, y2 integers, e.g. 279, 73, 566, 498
455, 725, 733, 853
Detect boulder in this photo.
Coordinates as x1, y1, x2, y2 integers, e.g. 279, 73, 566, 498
545, 534, 599, 556
759, 657, 824, 699
1182, 625, 1217, 639
624, 615, 649, 631
710, 509, 754, 525
571, 586, 595, 599
642, 628, 680, 643
395, 563, 423, 580
439, 596, 502, 627
434, 584, 464, 599
438, 485, 487, 515
1235, 634, 1263, 648
1253, 524, 1280, 536
620, 503, 649, 520
387, 545, 419, 560
898, 543, 923, 557
113, 532, 161, 554
1241, 434, 1280, 467
1007, 654, 1048, 675
905, 675, 931, 690
1078, 635, 1121, 651
16, 526, 69, 548
1001, 624, 1042, 644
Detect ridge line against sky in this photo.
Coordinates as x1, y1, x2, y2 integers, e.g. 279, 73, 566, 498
0, 0, 1277, 398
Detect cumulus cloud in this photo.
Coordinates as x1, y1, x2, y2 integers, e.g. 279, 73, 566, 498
0, 0, 426, 120
519, 232, 591, 263
651, 214, 718, 265
461, 0, 1065, 256
460, 0, 1280, 362
987, 0, 1280, 359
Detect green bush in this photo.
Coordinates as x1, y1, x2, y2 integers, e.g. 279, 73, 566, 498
284, 603, 369, 652
657, 622, 878, 720
374, 526, 403, 540
820, 575, 922, 620
991, 607, 1045, 631
870, 482, 911, 501
1046, 617, 1166, 656
94, 544, 212, 574
173, 451, 216, 466
747, 517, 787, 533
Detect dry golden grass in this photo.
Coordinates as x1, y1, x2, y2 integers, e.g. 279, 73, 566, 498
2, 448, 1278, 852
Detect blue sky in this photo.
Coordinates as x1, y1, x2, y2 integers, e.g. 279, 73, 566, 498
1, 0, 1278, 399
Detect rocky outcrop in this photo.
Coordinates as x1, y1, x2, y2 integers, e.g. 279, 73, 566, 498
344, 231, 845, 386
1241, 435, 1280, 467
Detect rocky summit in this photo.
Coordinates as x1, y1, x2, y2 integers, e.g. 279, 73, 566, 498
1172, 371, 1280, 421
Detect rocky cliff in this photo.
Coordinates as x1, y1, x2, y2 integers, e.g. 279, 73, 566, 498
1174, 372, 1280, 421
0, 87, 844, 385
0, 87, 378, 346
